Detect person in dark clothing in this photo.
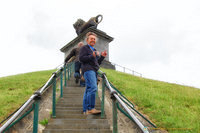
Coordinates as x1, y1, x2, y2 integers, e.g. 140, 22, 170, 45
79, 32, 107, 115
64, 42, 85, 86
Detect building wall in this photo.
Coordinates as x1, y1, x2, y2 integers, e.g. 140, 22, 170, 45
93, 37, 109, 61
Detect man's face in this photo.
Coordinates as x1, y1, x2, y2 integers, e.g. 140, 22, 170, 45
86, 35, 96, 47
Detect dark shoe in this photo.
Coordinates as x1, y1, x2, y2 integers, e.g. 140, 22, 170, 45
75, 78, 79, 84
87, 109, 101, 115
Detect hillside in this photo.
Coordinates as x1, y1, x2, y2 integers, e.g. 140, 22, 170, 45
101, 68, 200, 133
0, 68, 199, 133
0, 70, 55, 123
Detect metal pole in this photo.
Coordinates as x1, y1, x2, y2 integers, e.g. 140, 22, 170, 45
123, 67, 125, 73
67, 64, 70, 80
70, 63, 72, 77
60, 68, 63, 98
72, 62, 74, 73
0, 94, 36, 133
112, 97, 118, 133
101, 76, 105, 118
64, 64, 67, 87
52, 73, 57, 118
33, 93, 41, 133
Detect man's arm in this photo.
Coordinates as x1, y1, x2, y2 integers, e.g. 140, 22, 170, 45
98, 56, 105, 65
64, 48, 76, 63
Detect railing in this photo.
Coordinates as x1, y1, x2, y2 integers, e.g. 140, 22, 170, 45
111, 62, 142, 77
98, 69, 154, 133
1, 61, 152, 133
0, 62, 75, 133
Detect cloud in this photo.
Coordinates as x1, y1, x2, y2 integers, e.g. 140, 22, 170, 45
0, 0, 200, 88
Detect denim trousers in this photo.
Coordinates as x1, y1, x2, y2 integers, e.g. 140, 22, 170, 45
74, 61, 85, 86
83, 70, 97, 112
74, 61, 81, 78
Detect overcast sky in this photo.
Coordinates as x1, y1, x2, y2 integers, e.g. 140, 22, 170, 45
0, 0, 200, 88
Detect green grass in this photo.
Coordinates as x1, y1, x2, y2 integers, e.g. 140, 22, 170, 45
0, 70, 55, 122
39, 118, 48, 126
101, 68, 200, 133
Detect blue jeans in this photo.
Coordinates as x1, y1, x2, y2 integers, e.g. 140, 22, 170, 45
83, 70, 97, 112
74, 61, 85, 86
74, 61, 81, 79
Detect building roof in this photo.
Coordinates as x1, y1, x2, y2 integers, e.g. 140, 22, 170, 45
60, 27, 114, 53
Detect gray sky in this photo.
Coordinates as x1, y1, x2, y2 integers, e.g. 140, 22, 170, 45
0, 0, 200, 88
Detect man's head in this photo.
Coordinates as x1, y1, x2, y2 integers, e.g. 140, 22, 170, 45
78, 42, 84, 48
86, 32, 97, 47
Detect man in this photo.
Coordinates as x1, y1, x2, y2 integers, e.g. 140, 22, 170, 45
79, 32, 107, 115
64, 42, 85, 86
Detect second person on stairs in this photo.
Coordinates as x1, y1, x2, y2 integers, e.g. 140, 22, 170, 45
64, 42, 85, 87
79, 32, 107, 115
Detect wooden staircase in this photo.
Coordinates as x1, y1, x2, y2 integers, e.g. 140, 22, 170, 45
43, 77, 112, 133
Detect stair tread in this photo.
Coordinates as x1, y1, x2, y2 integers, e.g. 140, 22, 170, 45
45, 124, 110, 129
43, 129, 112, 133
48, 119, 109, 124
55, 114, 103, 119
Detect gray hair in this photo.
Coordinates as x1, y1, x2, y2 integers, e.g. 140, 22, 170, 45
86, 32, 97, 40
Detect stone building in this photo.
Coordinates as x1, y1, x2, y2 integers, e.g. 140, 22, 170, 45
60, 27, 115, 69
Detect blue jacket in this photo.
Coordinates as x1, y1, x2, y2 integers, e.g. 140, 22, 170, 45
79, 45, 105, 74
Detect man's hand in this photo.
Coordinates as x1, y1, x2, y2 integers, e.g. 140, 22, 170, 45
93, 51, 100, 57
101, 50, 107, 57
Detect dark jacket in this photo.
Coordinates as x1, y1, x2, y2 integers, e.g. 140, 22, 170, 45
64, 47, 81, 63
79, 45, 104, 74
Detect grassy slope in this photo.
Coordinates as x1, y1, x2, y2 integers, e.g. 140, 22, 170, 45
0, 70, 55, 122
101, 68, 200, 133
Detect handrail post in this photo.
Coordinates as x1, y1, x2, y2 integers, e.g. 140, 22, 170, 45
69, 63, 71, 78
101, 74, 106, 118
52, 73, 57, 118
70, 63, 72, 77
33, 93, 41, 133
60, 68, 63, 98
72, 62, 74, 72
64, 64, 67, 87
111, 91, 118, 133
112, 97, 118, 133
73, 62, 75, 72
67, 64, 70, 80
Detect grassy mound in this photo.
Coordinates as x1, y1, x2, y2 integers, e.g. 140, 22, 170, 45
1, 68, 199, 132
0, 70, 55, 122
101, 68, 200, 133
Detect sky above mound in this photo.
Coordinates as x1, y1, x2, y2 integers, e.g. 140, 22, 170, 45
0, 0, 200, 88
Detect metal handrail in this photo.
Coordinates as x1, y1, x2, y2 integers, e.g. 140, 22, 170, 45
38, 74, 55, 94
99, 70, 149, 133
0, 62, 74, 133
38, 67, 63, 94
111, 62, 142, 77
0, 94, 36, 132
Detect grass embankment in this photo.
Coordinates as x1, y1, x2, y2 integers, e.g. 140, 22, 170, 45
0, 70, 55, 122
101, 68, 200, 133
